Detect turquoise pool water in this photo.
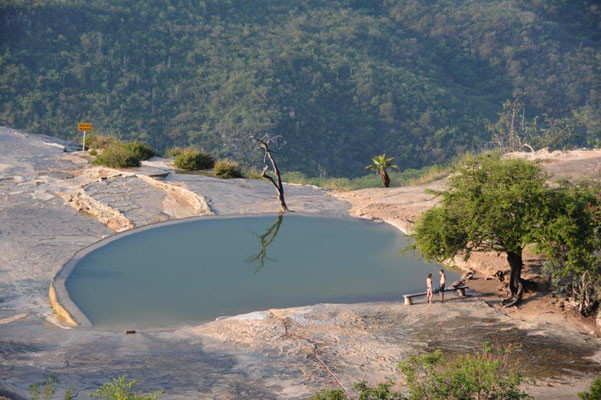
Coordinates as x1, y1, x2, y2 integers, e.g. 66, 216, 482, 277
65, 215, 457, 329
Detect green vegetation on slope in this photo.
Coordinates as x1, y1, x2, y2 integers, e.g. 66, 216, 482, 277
311, 344, 530, 399
30, 374, 161, 400
1, 0, 600, 176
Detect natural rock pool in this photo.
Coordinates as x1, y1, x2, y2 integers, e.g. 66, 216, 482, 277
65, 215, 457, 329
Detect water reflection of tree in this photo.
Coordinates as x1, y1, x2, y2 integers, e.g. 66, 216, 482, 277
247, 214, 284, 273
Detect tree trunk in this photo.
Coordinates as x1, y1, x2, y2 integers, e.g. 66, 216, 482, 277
264, 151, 288, 212
252, 136, 288, 212
380, 170, 390, 188
503, 250, 524, 307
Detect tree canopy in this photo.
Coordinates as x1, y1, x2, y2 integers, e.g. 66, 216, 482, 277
536, 181, 601, 315
410, 153, 601, 308
411, 153, 547, 260
1, 0, 600, 176
365, 153, 397, 187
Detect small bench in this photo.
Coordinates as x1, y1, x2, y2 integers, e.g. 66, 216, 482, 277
403, 286, 468, 305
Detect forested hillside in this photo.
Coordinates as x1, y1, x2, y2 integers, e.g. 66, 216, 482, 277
1, 0, 600, 176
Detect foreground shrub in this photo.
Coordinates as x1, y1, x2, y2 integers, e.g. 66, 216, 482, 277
91, 375, 162, 400
93, 141, 143, 168
173, 148, 214, 170
28, 374, 160, 400
400, 345, 531, 400
579, 377, 601, 400
309, 389, 347, 400
310, 382, 401, 400
214, 159, 243, 179
310, 345, 531, 400
29, 374, 73, 400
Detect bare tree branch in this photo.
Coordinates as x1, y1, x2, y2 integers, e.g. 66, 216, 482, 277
252, 134, 289, 212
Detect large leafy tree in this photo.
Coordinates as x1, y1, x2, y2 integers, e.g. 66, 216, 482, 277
410, 153, 548, 306
535, 182, 601, 315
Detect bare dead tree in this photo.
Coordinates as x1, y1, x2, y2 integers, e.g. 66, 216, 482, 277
489, 92, 537, 153
508, 92, 521, 150
252, 134, 288, 212
523, 143, 535, 153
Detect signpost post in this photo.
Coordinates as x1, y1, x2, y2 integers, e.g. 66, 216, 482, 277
77, 123, 92, 152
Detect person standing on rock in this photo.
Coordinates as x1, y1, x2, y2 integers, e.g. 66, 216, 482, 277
439, 269, 446, 303
426, 273, 433, 303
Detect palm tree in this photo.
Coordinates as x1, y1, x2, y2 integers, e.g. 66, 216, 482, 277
365, 154, 398, 187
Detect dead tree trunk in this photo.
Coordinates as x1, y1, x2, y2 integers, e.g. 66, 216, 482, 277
252, 135, 288, 212
508, 92, 523, 151
502, 250, 524, 307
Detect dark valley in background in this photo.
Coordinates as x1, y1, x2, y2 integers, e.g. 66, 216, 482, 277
1, 0, 600, 177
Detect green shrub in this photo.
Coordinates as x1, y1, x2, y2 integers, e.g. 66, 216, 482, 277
214, 159, 243, 179
579, 377, 601, 400
124, 141, 156, 160
309, 389, 347, 400
164, 147, 183, 158
309, 382, 401, 400
30, 374, 73, 400
91, 140, 156, 168
173, 148, 214, 170
91, 375, 162, 400
30, 374, 59, 400
399, 345, 531, 400
311, 345, 531, 400
93, 141, 142, 168
88, 149, 98, 156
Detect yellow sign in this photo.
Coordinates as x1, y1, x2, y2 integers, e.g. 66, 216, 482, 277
78, 122, 92, 131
